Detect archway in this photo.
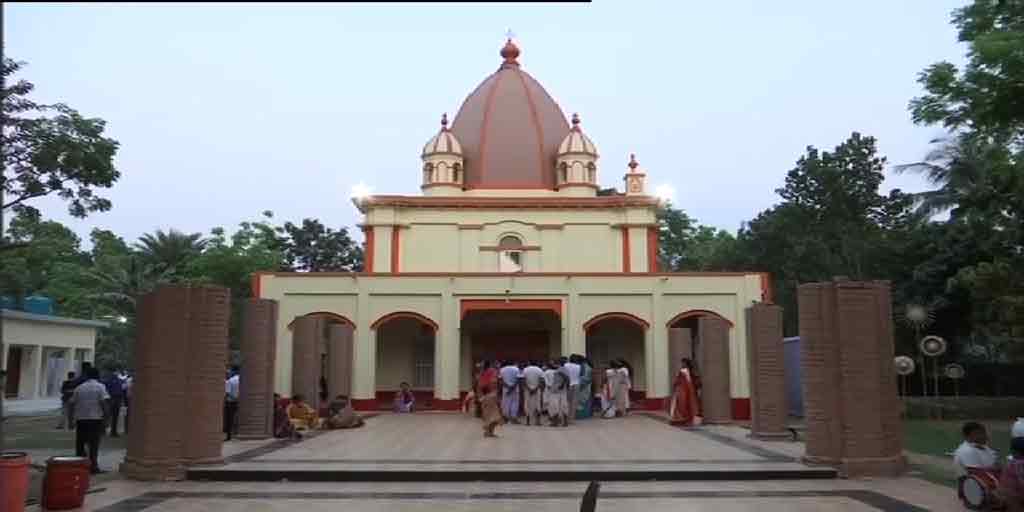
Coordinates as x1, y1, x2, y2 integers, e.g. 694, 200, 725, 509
666, 309, 734, 423
585, 313, 648, 405
290, 312, 355, 411
373, 312, 437, 410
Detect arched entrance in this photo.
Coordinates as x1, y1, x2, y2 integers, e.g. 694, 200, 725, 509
585, 313, 648, 404
290, 312, 355, 407
372, 312, 437, 410
666, 310, 734, 423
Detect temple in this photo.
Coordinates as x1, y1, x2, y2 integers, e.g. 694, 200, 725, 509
253, 39, 769, 419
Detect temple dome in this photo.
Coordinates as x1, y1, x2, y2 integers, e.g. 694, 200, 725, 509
449, 39, 570, 190
421, 113, 462, 157
557, 113, 598, 157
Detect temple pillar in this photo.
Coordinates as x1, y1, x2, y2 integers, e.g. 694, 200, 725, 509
122, 285, 230, 480
237, 299, 278, 440
798, 279, 906, 477
326, 323, 354, 400
698, 317, 731, 424
291, 316, 325, 411
747, 303, 788, 440
668, 327, 692, 389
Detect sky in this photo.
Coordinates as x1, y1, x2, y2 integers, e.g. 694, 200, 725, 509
5, 1, 969, 247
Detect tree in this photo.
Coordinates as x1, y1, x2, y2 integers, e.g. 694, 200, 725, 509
909, 1, 1024, 144
1, 58, 120, 222
281, 218, 363, 272
134, 229, 207, 275
0, 208, 88, 307
656, 204, 740, 272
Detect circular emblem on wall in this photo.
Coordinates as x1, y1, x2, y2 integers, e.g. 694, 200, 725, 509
945, 363, 966, 380
894, 356, 916, 376
919, 335, 947, 357
629, 180, 641, 192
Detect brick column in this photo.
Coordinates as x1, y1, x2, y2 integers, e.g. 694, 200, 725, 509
747, 303, 788, 440
122, 286, 230, 480
668, 327, 692, 389
798, 279, 906, 477
327, 323, 354, 399
698, 317, 731, 424
237, 299, 278, 440
291, 316, 324, 410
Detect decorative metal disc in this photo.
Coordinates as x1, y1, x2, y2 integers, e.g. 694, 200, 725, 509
945, 363, 966, 380
919, 335, 948, 357
894, 356, 916, 376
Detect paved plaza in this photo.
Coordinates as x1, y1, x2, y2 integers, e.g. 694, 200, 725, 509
20, 412, 962, 511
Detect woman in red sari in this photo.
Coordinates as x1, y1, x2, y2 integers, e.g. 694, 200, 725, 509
477, 360, 503, 437
669, 358, 699, 426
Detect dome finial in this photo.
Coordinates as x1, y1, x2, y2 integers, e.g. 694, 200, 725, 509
571, 113, 580, 130
441, 113, 448, 130
500, 35, 520, 66
628, 153, 638, 171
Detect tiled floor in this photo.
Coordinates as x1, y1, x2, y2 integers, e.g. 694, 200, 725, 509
24, 413, 966, 511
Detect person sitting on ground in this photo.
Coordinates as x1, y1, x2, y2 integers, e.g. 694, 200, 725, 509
393, 382, 416, 413
326, 395, 365, 429
287, 394, 319, 430
955, 421, 1001, 478
273, 393, 300, 439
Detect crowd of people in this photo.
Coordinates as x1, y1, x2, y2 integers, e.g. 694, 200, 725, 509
55, 362, 132, 474
469, 355, 649, 437
953, 420, 1024, 511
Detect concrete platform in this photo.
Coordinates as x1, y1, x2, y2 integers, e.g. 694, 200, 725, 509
187, 413, 837, 482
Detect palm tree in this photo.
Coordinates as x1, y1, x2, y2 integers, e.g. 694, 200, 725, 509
134, 229, 207, 273
86, 255, 173, 314
894, 135, 1011, 219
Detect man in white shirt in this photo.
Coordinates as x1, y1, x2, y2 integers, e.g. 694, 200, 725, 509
224, 365, 241, 441
954, 421, 1000, 477
499, 361, 522, 423
70, 367, 110, 474
522, 360, 545, 426
562, 356, 581, 424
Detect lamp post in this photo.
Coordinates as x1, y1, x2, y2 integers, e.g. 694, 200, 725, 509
919, 335, 948, 420
945, 363, 966, 398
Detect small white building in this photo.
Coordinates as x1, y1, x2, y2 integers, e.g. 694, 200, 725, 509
1, 309, 106, 400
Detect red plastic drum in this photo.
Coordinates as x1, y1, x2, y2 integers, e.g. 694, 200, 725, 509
41, 456, 92, 511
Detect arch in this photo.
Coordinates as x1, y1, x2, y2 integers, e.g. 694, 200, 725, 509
583, 312, 650, 332
371, 311, 439, 331
665, 309, 735, 328
287, 311, 355, 330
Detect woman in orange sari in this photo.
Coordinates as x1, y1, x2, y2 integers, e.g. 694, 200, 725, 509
477, 360, 503, 437
669, 358, 699, 426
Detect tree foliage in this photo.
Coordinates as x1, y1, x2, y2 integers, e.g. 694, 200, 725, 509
1, 58, 120, 220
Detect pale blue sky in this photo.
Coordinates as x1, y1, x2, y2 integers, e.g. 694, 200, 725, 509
5, 1, 968, 245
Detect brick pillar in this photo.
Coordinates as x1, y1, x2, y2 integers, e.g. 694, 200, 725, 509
698, 317, 731, 424
798, 279, 906, 477
747, 303, 788, 440
291, 316, 324, 411
327, 323, 354, 399
237, 299, 278, 440
121, 286, 230, 480
668, 327, 693, 389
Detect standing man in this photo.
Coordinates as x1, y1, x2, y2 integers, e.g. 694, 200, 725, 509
522, 360, 544, 426
101, 368, 125, 437
69, 366, 109, 474
499, 360, 521, 423
224, 365, 240, 441
562, 356, 581, 425
122, 370, 133, 434
56, 371, 77, 429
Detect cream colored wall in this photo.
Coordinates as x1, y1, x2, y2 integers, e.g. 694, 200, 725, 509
364, 205, 657, 273
2, 317, 97, 399
259, 272, 763, 401
2, 318, 98, 350
375, 318, 434, 391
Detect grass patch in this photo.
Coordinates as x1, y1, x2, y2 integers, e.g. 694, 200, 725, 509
904, 419, 1013, 458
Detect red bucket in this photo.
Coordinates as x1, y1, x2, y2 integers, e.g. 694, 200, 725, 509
41, 456, 91, 510
0, 452, 31, 512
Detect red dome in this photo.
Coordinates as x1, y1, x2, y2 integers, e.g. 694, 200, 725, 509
450, 41, 570, 190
